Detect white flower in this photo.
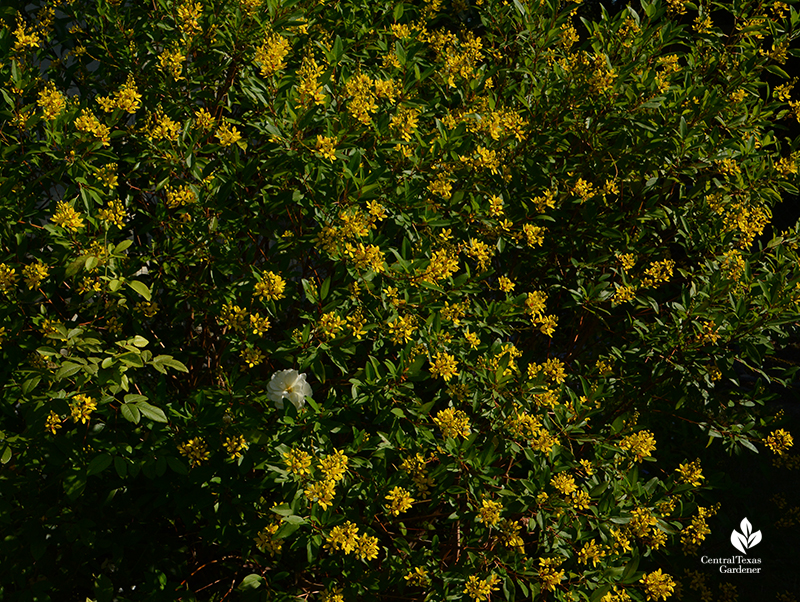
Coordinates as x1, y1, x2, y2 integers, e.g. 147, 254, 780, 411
267, 369, 312, 410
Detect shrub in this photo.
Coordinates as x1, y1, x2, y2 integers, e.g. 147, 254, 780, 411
1, 0, 799, 600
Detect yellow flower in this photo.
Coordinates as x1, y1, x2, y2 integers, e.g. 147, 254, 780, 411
52, 201, 85, 232
70, 394, 97, 424
639, 569, 676, 601
45, 411, 62, 434
315, 135, 337, 161
255, 32, 291, 77
178, 437, 210, 466
283, 448, 312, 476
385, 486, 415, 516
765, 429, 793, 455
37, 83, 66, 120
305, 479, 337, 509
619, 430, 657, 462
433, 407, 471, 439
478, 499, 502, 526
254, 523, 282, 556
326, 521, 360, 554
577, 539, 606, 566
0, 264, 18, 294
159, 45, 186, 79
194, 107, 215, 130
13, 18, 40, 52
550, 472, 577, 495
676, 459, 704, 486
216, 119, 242, 147
464, 575, 500, 601
404, 567, 430, 587
22, 262, 49, 289
319, 450, 349, 482
429, 352, 459, 381
538, 558, 565, 592
255, 271, 286, 300
355, 533, 379, 560
224, 434, 248, 458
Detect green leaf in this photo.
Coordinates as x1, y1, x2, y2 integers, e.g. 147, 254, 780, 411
127, 280, 151, 301
21, 376, 41, 395
55, 362, 83, 380
238, 574, 264, 591
1, 445, 11, 465
88, 453, 113, 476
136, 401, 168, 423
121, 403, 141, 424
114, 240, 133, 254
152, 355, 189, 372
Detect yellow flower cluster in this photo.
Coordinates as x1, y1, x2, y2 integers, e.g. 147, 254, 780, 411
464, 574, 500, 601
255, 271, 286, 301
498, 518, 525, 552
216, 119, 242, 147
255, 32, 291, 78
37, 83, 66, 120
0, 264, 18, 294
538, 557, 565, 592
578, 539, 607, 566
344, 242, 385, 273
176, 1, 203, 37
159, 46, 186, 80
325, 521, 379, 560
224, 434, 248, 458
551, 472, 577, 495
315, 135, 337, 161
22, 262, 49, 290
388, 315, 417, 344
528, 357, 566, 384
401, 453, 435, 495
422, 248, 459, 282
75, 109, 111, 145
220, 303, 248, 332
504, 409, 557, 453
98, 199, 126, 229
427, 173, 453, 199
404, 567, 430, 587
249, 312, 271, 336
240, 347, 264, 368
433, 407, 470, 439
165, 184, 196, 208
45, 410, 63, 434
522, 223, 546, 247
194, 107, 215, 130
438, 32, 484, 88
639, 569, 676, 601
385, 486, 415, 515
524, 290, 557, 336
459, 146, 500, 175
96, 75, 142, 113
618, 430, 657, 462
478, 499, 502, 526
52, 201, 85, 232
296, 57, 326, 107
641, 259, 674, 287
69, 394, 97, 424
148, 111, 181, 141
391, 106, 420, 141
680, 505, 718, 554
283, 448, 313, 476
254, 522, 282, 556
429, 352, 459, 382
178, 437, 210, 466
765, 429, 794, 455
675, 459, 704, 487
611, 284, 636, 305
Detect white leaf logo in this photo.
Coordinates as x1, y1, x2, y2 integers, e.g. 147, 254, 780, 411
730, 517, 762, 554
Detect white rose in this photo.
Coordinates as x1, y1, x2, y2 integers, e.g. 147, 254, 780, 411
267, 369, 312, 410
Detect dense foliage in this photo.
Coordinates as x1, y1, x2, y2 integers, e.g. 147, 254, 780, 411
2, 0, 800, 600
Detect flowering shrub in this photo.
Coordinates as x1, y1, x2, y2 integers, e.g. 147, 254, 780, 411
1, 0, 800, 600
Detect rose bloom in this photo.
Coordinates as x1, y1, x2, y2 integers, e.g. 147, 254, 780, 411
268, 369, 312, 410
